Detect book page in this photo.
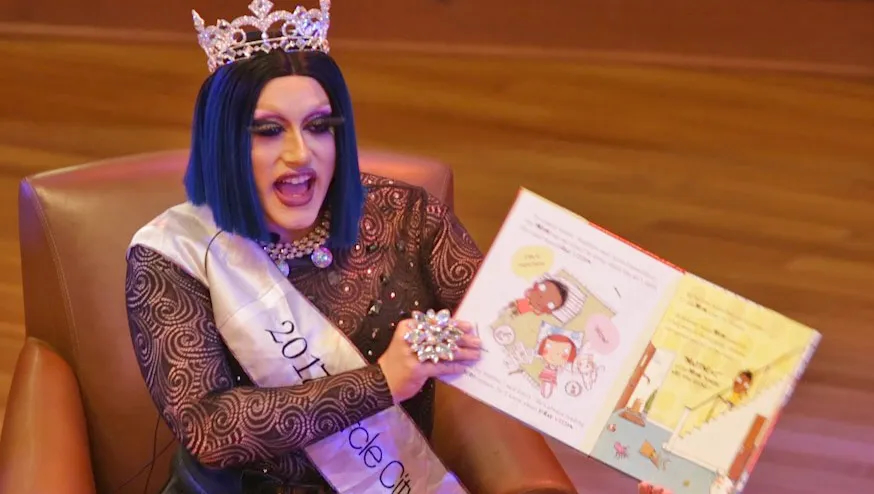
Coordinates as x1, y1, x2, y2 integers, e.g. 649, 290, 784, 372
586, 273, 821, 494
445, 189, 683, 453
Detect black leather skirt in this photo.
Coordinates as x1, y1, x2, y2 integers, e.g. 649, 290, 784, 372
160, 448, 329, 494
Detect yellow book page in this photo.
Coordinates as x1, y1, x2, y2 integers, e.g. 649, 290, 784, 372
586, 273, 820, 494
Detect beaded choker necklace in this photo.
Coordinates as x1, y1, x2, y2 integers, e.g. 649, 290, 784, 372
258, 211, 333, 276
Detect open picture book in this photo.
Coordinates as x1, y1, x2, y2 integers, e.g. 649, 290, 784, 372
442, 188, 821, 494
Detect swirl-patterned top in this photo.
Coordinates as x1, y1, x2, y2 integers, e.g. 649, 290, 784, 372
124, 174, 483, 488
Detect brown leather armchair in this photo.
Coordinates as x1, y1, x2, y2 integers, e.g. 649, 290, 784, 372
0, 149, 576, 494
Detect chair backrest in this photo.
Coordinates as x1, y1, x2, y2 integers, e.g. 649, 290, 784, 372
17, 148, 454, 493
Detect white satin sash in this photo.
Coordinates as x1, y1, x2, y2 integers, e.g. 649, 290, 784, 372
130, 202, 466, 494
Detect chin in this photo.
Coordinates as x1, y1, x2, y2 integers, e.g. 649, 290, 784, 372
276, 216, 319, 233
271, 205, 322, 231
267, 191, 328, 234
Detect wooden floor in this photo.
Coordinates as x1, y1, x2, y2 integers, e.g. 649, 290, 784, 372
1, 36, 873, 492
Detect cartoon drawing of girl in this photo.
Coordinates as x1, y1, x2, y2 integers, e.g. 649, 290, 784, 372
535, 322, 585, 398
537, 334, 577, 398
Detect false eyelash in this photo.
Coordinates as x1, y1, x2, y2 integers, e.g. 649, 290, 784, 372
248, 115, 345, 133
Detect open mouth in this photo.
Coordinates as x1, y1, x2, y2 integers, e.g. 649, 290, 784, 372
274, 170, 316, 207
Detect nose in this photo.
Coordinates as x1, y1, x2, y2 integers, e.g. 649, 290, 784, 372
279, 128, 311, 167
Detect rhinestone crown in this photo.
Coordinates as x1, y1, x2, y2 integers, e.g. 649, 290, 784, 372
192, 0, 331, 73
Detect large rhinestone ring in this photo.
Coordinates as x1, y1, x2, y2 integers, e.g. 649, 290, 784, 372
403, 309, 464, 364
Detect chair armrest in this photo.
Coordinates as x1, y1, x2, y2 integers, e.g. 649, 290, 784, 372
0, 337, 97, 494
432, 382, 576, 494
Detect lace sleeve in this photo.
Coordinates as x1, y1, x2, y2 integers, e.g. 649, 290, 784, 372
125, 244, 394, 469
419, 193, 484, 312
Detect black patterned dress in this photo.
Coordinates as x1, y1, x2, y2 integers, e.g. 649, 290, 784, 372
125, 175, 483, 492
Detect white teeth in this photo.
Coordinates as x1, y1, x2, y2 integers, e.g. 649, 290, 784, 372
280, 175, 310, 185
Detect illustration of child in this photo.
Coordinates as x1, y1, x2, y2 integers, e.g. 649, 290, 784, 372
536, 331, 580, 398
722, 370, 753, 408
509, 278, 569, 316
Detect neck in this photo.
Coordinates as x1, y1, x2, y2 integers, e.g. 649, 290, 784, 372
271, 225, 315, 244
266, 209, 331, 245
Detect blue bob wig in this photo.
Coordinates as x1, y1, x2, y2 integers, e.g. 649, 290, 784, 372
183, 47, 364, 249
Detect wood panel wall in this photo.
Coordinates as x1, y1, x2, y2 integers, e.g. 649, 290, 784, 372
1, 0, 872, 71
